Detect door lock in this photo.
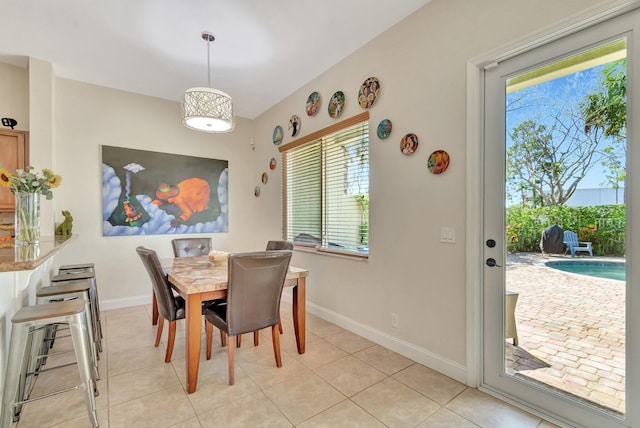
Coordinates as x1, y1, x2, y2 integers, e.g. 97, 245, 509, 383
486, 258, 502, 267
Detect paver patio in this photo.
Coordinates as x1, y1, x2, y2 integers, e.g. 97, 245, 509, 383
505, 252, 625, 415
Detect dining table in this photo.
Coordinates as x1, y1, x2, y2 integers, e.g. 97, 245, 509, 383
162, 255, 309, 393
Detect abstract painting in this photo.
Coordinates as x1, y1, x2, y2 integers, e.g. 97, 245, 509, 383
101, 145, 228, 236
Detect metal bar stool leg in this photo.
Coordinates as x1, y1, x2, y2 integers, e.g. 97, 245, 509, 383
1, 301, 99, 428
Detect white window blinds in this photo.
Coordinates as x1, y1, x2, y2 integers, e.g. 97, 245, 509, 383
280, 113, 369, 257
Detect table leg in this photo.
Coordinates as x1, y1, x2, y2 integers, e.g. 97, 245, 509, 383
185, 294, 203, 393
292, 277, 306, 354
152, 291, 159, 325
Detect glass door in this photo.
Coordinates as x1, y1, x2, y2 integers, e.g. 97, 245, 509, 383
482, 9, 638, 428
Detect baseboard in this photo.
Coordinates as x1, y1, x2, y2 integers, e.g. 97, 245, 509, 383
281, 291, 467, 384
100, 294, 151, 311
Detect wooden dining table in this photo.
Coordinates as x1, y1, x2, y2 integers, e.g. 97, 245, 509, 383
162, 255, 309, 393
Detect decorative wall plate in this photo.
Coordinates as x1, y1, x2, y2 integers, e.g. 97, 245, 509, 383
269, 157, 277, 170
289, 115, 301, 137
377, 119, 392, 139
273, 125, 283, 145
254, 186, 261, 197
306, 91, 321, 116
428, 150, 450, 174
261, 172, 268, 184
358, 76, 380, 109
400, 133, 419, 155
328, 91, 345, 118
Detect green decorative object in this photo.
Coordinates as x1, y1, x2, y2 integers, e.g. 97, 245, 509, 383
55, 210, 73, 236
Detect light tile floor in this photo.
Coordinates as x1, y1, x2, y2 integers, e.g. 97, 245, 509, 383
14, 303, 558, 428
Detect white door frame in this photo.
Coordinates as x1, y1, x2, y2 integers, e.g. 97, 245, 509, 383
465, 0, 640, 423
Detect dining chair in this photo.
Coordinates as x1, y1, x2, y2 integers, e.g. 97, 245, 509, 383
149, 237, 214, 326
171, 237, 213, 257
204, 250, 292, 385
136, 246, 188, 363
237, 240, 295, 347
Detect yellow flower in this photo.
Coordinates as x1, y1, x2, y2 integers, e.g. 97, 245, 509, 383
0, 168, 12, 188
47, 174, 63, 188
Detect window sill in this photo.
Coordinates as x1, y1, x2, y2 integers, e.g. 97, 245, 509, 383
294, 243, 369, 260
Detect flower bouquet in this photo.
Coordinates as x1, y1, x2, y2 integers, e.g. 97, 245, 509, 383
0, 165, 62, 245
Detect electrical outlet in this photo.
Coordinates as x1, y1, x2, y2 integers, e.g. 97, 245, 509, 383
391, 312, 399, 328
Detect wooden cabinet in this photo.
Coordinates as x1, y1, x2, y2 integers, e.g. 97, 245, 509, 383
0, 129, 29, 212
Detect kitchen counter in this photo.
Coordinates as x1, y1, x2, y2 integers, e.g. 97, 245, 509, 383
0, 235, 74, 272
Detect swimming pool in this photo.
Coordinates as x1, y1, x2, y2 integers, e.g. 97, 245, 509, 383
544, 260, 625, 281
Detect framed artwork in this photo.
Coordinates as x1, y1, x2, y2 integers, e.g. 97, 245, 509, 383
269, 157, 277, 170
289, 115, 301, 137
273, 125, 283, 145
400, 133, 419, 155
358, 76, 380, 109
377, 119, 392, 139
261, 172, 268, 184
254, 186, 261, 197
101, 145, 228, 235
328, 91, 345, 118
428, 150, 450, 174
306, 91, 321, 116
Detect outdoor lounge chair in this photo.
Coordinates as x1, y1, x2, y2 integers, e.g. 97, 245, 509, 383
563, 230, 593, 257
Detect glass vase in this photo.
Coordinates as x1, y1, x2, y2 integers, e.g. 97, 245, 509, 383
14, 192, 41, 246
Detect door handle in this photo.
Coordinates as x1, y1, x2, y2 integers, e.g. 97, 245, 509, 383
486, 258, 502, 267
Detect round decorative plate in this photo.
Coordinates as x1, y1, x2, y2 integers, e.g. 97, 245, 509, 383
261, 172, 268, 184
288, 115, 301, 137
400, 133, 419, 155
272, 125, 283, 145
428, 150, 450, 174
269, 157, 277, 170
377, 119, 392, 139
328, 91, 345, 118
358, 76, 380, 109
254, 186, 261, 197
306, 91, 321, 116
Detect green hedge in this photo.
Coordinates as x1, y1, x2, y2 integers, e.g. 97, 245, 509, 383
506, 204, 626, 256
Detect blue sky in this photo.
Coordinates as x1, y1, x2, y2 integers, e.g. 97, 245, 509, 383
506, 62, 625, 190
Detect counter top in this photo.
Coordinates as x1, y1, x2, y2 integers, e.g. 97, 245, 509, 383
0, 235, 75, 272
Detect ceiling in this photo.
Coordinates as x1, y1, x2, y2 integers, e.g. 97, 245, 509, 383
0, 0, 431, 119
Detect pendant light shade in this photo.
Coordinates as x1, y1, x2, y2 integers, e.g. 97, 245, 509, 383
182, 32, 234, 133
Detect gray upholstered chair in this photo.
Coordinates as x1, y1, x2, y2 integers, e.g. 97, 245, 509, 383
171, 237, 213, 257
204, 250, 292, 385
136, 246, 187, 363
265, 240, 294, 251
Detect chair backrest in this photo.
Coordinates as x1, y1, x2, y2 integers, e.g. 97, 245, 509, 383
171, 238, 213, 257
265, 240, 294, 251
563, 231, 578, 246
136, 246, 182, 321
226, 251, 292, 336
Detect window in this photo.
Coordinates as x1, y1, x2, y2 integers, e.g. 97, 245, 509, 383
279, 112, 369, 257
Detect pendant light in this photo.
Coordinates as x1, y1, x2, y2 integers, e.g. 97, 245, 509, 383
182, 32, 234, 133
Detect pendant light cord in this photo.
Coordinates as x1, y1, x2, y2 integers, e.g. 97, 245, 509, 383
207, 38, 211, 88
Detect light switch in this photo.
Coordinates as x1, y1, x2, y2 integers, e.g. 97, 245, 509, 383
440, 226, 455, 243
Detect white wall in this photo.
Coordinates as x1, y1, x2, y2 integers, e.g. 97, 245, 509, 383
252, 0, 603, 380
51, 78, 259, 306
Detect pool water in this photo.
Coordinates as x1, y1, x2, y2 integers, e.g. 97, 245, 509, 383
545, 260, 625, 281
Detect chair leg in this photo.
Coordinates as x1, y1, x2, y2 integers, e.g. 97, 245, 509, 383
205, 322, 213, 360
155, 317, 164, 347
237, 334, 241, 348
271, 325, 282, 368
278, 313, 283, 334
220, 331, 227, 348
152, 291, 159, 325
165, 321, 176, 363
254, 331, 259, 346
228, 336, 235, 385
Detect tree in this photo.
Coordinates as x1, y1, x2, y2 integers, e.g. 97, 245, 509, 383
581, 58, 626, 201
507, 112, 605, 206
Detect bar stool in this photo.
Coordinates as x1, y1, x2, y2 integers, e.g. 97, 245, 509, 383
1, 300, 99, 428
52, 268, 102, 352
36, 279, 101, 379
